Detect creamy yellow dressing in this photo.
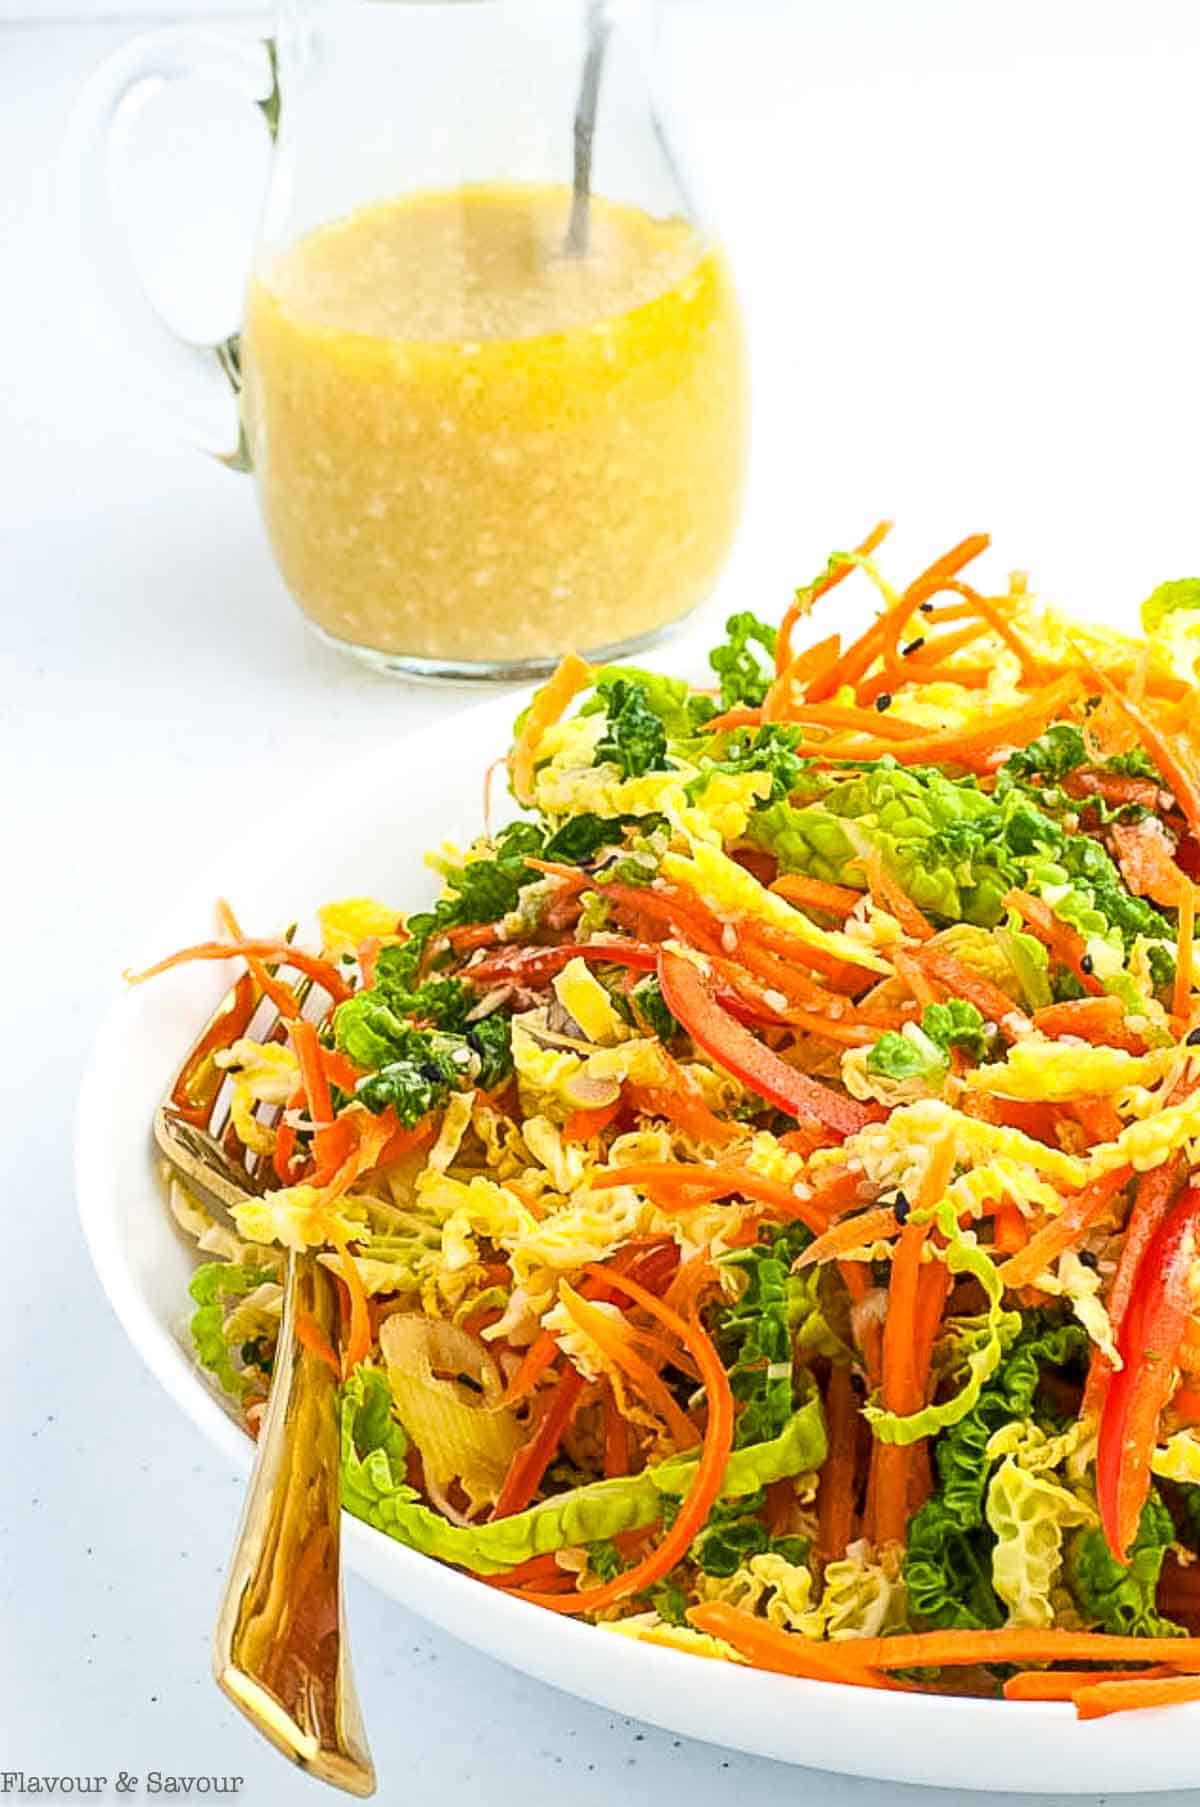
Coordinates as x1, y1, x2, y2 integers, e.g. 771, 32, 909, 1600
241, 183, 747, 666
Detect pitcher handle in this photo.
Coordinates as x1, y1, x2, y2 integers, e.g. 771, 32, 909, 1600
57, 28, 277, 469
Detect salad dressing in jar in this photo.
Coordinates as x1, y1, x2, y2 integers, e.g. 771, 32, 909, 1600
60, 0, 748, 678
241, 181, 747, 673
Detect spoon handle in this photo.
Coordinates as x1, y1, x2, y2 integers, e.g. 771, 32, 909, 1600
565, 0, 612, 257
213, 1252, 375, 1797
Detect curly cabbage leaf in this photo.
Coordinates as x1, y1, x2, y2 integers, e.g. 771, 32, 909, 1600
715, 1226, 847, 1448
709, 611, 778, 710
595, 679, 670, 779
383, 821, 547, 991
902, 1315, 1088, 1630
687, 725, 807, 807
341, 1368, 826, 1573
985, 1446, 1095, 1627
189, 1261, 277, 1400
1066, 1494, 1181, 1637
865, 1204, 1022, 1446
866, 1001, 990, 1088
581, 665, 715, 739
749, 755, 1166, 973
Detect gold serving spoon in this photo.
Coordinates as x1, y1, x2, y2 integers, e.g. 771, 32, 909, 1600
155, 976, 375, 1797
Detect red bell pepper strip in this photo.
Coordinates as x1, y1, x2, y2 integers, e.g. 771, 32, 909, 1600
1097, 1181, 1200, 1562
657, 947, 875, 1139
465, 938, 659, 986
1083, 1154, 1183, 1417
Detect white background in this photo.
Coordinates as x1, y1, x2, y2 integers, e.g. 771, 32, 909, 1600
6, 2, 1200, 1802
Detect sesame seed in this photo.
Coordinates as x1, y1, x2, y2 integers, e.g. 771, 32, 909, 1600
892, 1189, 911, 1223
1186, 1026, 1200, 1046
1080, 954, 1094, 975
901, 636, 926, 658
875, 692, 893, 712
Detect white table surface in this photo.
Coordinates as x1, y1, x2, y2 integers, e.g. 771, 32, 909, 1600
7, 5, 1200, 1800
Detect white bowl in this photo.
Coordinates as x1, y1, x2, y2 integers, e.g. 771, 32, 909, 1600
75, 688, 1189, 1794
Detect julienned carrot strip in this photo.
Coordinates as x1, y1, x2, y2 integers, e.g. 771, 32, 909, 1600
169, 969, 259, 1129
917, 944, 1030, 1037
1073, 1675, 1200, 1719
1004, 889, 1105, 997
796, 1207, 901, 1269
291, 1018, 333, 1125
839, 1260, 884, 1390
773, 521, 892, 677
562, 1098, 623, 1144
870, 1134, 957, 1546
936, 581, 1044, 682
602, 1382, 631, 1478
376, 1113, 436, 1166
625, 1078, 740, 1149
816, 1366, 858, 1564
1068, 1095, 1125, 1146
734, 1624, 1200, 1674
912, 1254, 951, 1381
330, 1232, 372, 1375
557, 1282, 699, 1451
685, 1604, 900, 1689
509, 652, 593, 805
294, 1308, 342, 1379
813, 672, 1084, 770
320, 1047, 364, 1093
850, 845, 935, 942
780, 703, 929, 741
1074, 648, 1200, 839
992, 1202, 1028, 1256
877, 540, 994, 680
805, 532, 987, 705
768, 874, 864, 916
216, 899, 302, 1020
482, 1552, 571, 1591
502, 1329, 561, 1405
891, 948, 939, 1011
591, 1163, 832, 1237
273, 1083, 304, 1183
1002, 1666, 1177, 1703
1175, 882, 1195, 1022
701, 706, 764, 735
503, 1267, 732, 1615
127, 937, 352, 1003
357, 935, 382, 989
763, 634, 845, 724
289, 1017, 356, 1181
996, 1166, 1132, 1290
492, 1366, 587, 1518
711, 934, 853, 1014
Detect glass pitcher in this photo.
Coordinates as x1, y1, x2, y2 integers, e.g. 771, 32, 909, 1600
59, 0, 748, 681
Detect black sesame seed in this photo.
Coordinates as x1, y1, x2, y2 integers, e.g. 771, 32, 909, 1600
919, 600, 934, 614
875, 692, 893, 713
1186, 1026, 1200, 1047
1080, 954, 1094, 975
1077, 1249, 1100, 1272
892, 1190, 911, 1224
901, 636, 926, 658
